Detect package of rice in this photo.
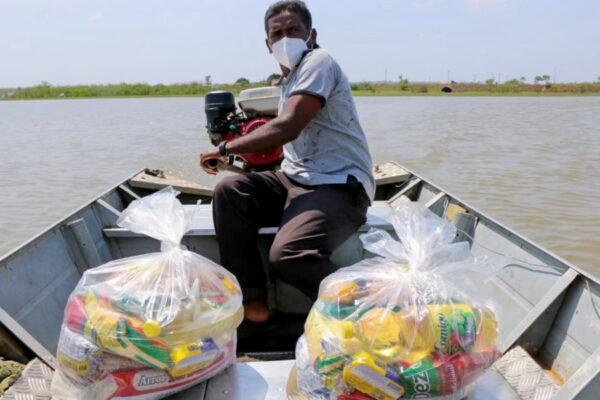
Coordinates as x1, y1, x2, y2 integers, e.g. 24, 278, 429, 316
51, 187, 243, 400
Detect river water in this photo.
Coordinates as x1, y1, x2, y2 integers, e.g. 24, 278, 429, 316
1, 96, 598, 277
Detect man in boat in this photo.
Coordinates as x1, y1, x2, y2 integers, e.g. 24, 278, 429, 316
200, 0, 374, 322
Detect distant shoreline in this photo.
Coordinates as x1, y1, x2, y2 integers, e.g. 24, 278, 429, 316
3, 93, 599, 102
1, 81, 599, 100
351, 91, 600, 97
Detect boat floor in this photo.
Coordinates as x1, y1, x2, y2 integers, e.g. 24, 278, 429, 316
176, 345, 560, 399
3, 346, 559, 399
237, 313, 305, 358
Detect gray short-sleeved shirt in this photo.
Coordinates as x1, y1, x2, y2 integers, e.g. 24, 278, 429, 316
279, 48, 375, 201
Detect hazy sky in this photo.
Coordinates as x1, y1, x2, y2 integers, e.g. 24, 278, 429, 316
2, 0, 599, 87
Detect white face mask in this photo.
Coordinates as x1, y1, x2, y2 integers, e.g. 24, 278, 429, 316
271, 36, 312, 70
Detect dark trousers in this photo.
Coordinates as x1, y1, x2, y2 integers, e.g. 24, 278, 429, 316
212, 171, 369, 301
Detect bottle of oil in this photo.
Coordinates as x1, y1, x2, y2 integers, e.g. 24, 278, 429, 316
304, 308, 362, 361
343, 307, 436, 364
343, 304, 497, 364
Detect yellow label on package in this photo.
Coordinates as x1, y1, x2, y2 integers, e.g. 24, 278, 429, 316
169, 338, 219, 377
57, 350, 93, 375
343, 352, 405, 400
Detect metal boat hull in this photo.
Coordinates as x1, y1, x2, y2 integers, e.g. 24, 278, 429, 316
0, 163, 597, 399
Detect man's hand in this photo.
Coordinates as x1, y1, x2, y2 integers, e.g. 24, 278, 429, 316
200, 147, 227, 175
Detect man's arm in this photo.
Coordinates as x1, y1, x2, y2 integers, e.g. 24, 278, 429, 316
200, 93, 322, 175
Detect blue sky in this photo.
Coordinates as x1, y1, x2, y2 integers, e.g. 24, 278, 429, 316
2, 0, 599, 87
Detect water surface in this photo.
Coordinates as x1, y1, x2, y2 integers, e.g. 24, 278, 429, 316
1, 96, 598, 276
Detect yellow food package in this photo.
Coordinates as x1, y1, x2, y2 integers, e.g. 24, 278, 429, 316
342, 352, 405, 400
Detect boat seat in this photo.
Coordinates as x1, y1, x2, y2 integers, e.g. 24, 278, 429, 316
102, 201, 395, 238
186, 201, 394, 235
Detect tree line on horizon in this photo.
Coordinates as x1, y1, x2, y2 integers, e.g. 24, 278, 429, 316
2, 74, 600, 99
0, 75, 278, 99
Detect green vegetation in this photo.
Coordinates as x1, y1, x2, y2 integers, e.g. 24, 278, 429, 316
234, 77, 250, 86
534, 75, 551, 85
0, 357, 25, 395
1, 76, 599, 100
0, 77, 277, 100
349, 82, 374, 92
350, 81, 600, 96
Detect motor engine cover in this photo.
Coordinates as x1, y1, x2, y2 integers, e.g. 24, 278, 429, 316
223, 117, 283, 167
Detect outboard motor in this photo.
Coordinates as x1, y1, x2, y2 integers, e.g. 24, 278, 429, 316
205, 91, 236, 135
204, 87, 283, 171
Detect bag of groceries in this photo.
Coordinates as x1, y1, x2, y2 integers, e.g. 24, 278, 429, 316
51, 187, 243, 400
286, 203, 502, 400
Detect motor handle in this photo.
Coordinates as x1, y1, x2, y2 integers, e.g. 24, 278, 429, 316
203, 158, 245, 174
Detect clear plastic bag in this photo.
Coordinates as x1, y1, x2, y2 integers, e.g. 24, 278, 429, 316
287, 203, 502, 400
51, 187, 243, 400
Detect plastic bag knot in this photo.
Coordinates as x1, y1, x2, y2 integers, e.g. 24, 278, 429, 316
116, 187, 190, 248
360, 203, 471, 273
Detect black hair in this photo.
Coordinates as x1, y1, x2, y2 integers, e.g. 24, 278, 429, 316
264, 1, 312, 35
